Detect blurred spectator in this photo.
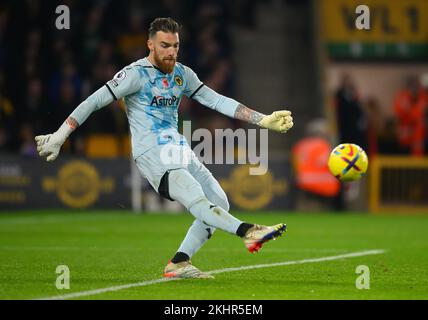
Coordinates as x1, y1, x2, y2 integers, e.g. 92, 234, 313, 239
81, 4, 105, 69
22, 78, 46, 133
19, 123, 37, 157
291, 118, 343, 211
421, 73, 428, 155
1, 1, 237, 157
117, 10, 148, 63
49, 61, 82, 105
364, 97, 382, 157
230, 0, 257, 29
334, 74, 368, 150
377, 118, 401, 155
393, 76, 428, 156
0, 77, 15, 152
0, 7, 9, 68
365, 97, 408, 156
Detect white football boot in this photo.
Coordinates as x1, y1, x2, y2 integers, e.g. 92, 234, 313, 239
242, 223, 287, 253
163, 261, 214, 279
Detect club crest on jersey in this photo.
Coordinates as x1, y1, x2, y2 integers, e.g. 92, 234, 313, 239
150, 95, 179, 107
174, 75, 183, 86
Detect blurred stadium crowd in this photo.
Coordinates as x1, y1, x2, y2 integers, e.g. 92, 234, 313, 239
334, 73, 428, 158
1, 0, 428, 159
0, 0, 256, 157
0, 0, 427, 213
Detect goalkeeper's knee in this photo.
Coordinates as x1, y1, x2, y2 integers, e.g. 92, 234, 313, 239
167, 169, 241, 234
206, 182, 230, 212
168, 169, 206, 209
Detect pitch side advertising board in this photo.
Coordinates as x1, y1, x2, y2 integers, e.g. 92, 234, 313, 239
0, 156, 292, 211
319, 0, 428, 59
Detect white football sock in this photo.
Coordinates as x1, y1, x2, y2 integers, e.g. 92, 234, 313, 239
177, 219, 214, 257
175, 170, 231, 258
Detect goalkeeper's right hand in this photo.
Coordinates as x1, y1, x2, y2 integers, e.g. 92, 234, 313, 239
35, 121, 73, 162
35, 133, 64, 162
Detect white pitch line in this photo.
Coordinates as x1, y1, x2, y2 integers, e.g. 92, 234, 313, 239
36, 249, 385, 300
208, 249, 386, 274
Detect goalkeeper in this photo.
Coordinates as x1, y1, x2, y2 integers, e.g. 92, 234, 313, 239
35, 18, 293, 279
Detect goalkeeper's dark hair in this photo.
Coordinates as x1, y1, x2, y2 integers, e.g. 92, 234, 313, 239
149, 17, 181, 38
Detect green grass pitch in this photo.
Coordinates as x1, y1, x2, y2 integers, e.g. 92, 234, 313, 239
0, 210, 427, 300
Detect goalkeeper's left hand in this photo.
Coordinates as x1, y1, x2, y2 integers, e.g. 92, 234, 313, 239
257, 110, 293, 133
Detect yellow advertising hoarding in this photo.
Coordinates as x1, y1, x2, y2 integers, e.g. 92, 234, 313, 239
320, 0, 428, 43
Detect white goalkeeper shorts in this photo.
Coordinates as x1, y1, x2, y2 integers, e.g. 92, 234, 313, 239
135, 143, 206, 192
135, 143, 230, 211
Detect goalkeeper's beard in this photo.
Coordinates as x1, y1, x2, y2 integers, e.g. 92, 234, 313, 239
154, 54, 176, 74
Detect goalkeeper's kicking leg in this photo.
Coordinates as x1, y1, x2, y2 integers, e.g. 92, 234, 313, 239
162, 168, 287, 279
164, 167, 228, 278
168, 160, 229, 261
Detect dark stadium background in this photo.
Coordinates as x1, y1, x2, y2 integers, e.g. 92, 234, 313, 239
0, 0, 428, 212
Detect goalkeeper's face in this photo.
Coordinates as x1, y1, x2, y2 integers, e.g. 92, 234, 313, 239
148, 31, 179, 74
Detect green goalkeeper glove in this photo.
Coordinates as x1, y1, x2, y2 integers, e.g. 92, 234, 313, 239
257, 110, 293, 133
35, 121, 73, 162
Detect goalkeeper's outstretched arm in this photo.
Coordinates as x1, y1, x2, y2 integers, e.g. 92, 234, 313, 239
184, 66, 293, 133
35, 66, 141, 162
191, 84, 294, 133
233, 104, 293, 133
35, 85, 115, 161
